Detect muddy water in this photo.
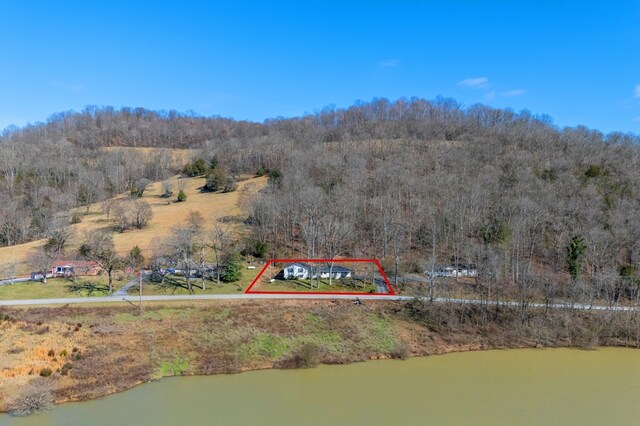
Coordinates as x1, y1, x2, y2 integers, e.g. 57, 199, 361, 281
3, 348, 640, 425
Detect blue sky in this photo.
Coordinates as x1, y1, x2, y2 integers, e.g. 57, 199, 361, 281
1, 1, 639, 133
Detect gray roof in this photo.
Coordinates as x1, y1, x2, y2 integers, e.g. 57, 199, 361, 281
285, 262, 311, 269
284, 263, 352, 273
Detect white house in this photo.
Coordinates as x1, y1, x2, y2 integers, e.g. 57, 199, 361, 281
281, 263, 353, 280
283, 263, 311, 279
318, 265, 352, 279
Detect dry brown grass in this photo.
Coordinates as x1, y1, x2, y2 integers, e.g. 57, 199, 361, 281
1, 299, 637, 412
0, 316, 88, 400
0, 176, 267, 276
1, 300, 414, 409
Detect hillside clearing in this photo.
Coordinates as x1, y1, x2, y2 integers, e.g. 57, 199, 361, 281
0, 176, 267, 277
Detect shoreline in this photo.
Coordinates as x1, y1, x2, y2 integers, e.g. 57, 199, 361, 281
1, 299, 639, 414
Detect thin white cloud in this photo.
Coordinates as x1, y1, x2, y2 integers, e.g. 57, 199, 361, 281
500, 89, 526, 97
379, 59, 400, 68
483, 91, 496, 101
457, 77, 489, 88
635, 84, 640, 98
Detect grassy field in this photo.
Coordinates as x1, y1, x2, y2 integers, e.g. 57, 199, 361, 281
129, 266, 263, 295
257, 278, 377, 293
0, 175, 267, 277
0, 275, 132, 300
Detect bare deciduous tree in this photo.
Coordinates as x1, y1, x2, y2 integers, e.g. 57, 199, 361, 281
78, 230, 121, 293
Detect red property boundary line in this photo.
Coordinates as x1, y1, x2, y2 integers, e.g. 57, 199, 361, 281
245, 258, 395, 296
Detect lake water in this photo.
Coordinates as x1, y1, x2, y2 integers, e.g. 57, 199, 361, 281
3, 348, 640, 425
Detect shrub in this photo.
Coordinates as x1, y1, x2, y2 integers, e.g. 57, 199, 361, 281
540, 168, 557, 182
39, 368, 52, 377
209, 154, 218, 170
7, 379, 53, 417
268, 169, 282, 186
566, 235, 587, 280
620, 265, 636, 277
60, 349, 68, 357
252, 241, 268, 258
177, 190, 187, 202
158, 356, 190, 376
132, 178, 151, 197
480, 219, 510, 245
60, 362, 73, 376
70, 212, 82, 224
223, 177, 238, 193
183, 158, 208, 177
256, 166, 266, 177
204, 168, 227, 192
278, 342, 319, 369
47, 349, 55, 357
390, 341, 410, 360
220, 253, 243, 283
161, 180, 174, 198
585, 164, 603, 178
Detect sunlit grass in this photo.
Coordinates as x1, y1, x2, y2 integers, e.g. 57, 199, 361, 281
0, 275, 131, 300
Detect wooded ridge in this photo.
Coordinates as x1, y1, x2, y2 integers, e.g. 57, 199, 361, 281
2, 97, 640, 309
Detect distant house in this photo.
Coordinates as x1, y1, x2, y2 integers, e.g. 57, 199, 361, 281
425, 266, 457, 278
280, 263, 352, 280
425, 264, 477, 278
51, 260, 101, 278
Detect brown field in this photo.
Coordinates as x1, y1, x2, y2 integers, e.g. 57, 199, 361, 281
0, 176, 267, 277
0, 300, 467, 411
1, 299, 636, 413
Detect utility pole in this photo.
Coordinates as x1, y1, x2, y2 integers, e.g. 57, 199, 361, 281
12, 247, 16, 282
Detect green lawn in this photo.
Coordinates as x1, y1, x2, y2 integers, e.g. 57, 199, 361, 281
129, 266, 262, 295
0, 275, 132, 300
258, 277, 377, 293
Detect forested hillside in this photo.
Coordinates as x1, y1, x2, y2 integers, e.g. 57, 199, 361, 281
2, 97, 640, 306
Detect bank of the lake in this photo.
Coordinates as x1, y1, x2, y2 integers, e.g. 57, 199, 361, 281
1, 299, 640, 415
3, 347, 640, 425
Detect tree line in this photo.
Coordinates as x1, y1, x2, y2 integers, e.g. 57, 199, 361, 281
3, 97, 640, 310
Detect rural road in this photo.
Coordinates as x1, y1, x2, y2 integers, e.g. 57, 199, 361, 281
0, 293, 638, 312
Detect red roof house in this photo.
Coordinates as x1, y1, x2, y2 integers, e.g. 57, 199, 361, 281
51, 260, 102, 277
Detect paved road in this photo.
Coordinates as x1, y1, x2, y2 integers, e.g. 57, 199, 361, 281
1, 292, 638, 312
